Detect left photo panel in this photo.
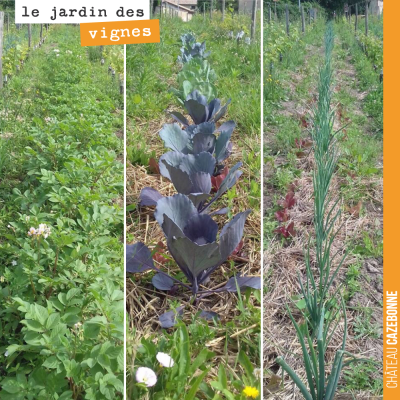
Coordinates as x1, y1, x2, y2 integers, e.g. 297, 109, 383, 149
0, 7, 125, 399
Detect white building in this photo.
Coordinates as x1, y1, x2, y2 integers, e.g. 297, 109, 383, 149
238, 0, 261, 14
159, 0, 197, 21
369, 0, 383, 15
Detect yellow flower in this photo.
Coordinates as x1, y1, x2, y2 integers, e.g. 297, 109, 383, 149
243, 386, 259, 398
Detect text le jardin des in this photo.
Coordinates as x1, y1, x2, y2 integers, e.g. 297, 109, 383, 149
20, 6, 145, 21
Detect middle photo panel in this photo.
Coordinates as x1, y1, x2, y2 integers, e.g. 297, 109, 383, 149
125, 4, 262, 400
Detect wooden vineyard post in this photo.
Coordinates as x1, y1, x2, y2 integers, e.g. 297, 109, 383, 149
268, 3, 272, 24
275, 2, 277, 21
40, 24, 43, 40
28, 24, 32, 48
222, 0, 225, 21
210, 0, 213, 20
160, 1, 162, 19
301, 5, 305, 33
203, 3, 205, 20
119, 75, 124, 95
251, 0, 257, 40
365, 1, 369, 36
355, 3, 358, 32
309, 8, 311, 24
285, 4, 289, 36
6, 12, 9, 33
0, 12, 3, 90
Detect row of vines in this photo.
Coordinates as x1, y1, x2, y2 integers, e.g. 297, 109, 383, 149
1, 22, 49, 85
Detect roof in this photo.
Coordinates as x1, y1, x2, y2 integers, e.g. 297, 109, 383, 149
167, 0, 198, 5
164, 0, 197, 13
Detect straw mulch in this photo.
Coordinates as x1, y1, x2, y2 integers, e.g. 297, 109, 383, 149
126, 110, 261, 357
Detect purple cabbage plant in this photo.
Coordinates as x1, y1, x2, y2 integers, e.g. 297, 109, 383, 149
139, 151, 242, 213
158, 120, 235, 170
127, 194, 260, 298
139, 91, 240, 213
178, 38, 211, 64
170, 90, 231, 128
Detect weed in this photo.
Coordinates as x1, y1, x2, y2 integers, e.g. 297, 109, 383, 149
342, 363, 383, 395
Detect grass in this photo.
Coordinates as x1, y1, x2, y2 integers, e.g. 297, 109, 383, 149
342, 363, 383, 395
337, 20, 383, 135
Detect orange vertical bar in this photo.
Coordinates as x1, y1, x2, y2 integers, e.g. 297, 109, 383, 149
384, 0, 399, 398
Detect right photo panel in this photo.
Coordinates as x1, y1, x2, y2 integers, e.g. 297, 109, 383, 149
263, 1, 383, 399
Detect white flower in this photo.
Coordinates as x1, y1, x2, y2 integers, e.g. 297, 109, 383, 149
136, 367, 157, 387
25, 216, 30, 222
11, 261, 17, 266
156, 352, 174, 368
53, 49, 60, 53
66, 50, 72, 54
74, 322, 82, 329
7, 224, 11, 228
28, 227, 37, 236
253, 368, 261, 380
4, 351, 9, 357
28, 224, 51, 238
45, 117, 51, 123
56, 54, 60, 57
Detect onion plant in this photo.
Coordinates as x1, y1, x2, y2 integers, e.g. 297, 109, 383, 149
277, 23, 355, 398
277, 299, 365, 400
301, 23, 346, 336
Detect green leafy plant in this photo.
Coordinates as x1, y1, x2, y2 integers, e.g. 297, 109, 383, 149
171, 58, 218, 104
129, 323, 215, 399
0, 25, 124, 399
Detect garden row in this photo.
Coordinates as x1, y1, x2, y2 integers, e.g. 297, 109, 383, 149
0, 25, 124, 399
126, 12, 262, 399
128, 30, 260, 296
340, 17, 383, 134
263, 15, 383, 397
276, 24, 359, 399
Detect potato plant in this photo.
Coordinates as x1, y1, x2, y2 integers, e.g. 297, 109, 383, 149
0, 25, 124, 399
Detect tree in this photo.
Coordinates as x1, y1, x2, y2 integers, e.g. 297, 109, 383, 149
265, 0, 353, 12
0, 1, 15, 10
198, 0, 239, 12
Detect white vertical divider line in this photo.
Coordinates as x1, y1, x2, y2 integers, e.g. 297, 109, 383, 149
260, 0, 264, 396
123, 42, 127, 400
